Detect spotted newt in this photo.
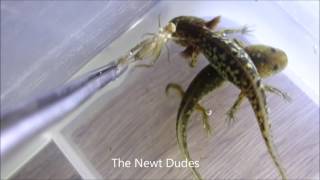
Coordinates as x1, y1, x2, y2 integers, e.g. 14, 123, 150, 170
168, 16, 288, 180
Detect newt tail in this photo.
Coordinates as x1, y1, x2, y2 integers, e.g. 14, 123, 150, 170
168, 45, 288, 180
247, 87, 286, 179
175, 66, 222, 180
169, 16, 287, 180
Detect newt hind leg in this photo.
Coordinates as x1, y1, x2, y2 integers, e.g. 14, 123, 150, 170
226, 92, 245, 126
226, 84, 291, 126
166, 83, 212, 135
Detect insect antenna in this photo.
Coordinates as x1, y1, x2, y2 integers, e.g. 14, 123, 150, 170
141, 32, 156, 39
165, 43, 171, 62
158, 14, 162, 28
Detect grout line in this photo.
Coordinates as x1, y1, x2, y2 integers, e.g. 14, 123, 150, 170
50, 132, 103, 179
2, 137, 51, 179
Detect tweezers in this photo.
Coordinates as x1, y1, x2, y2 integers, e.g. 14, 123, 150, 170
1, 61, 128, 157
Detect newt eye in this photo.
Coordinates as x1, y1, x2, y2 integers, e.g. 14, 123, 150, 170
270, 48, 276, 53
273, 64, 279, 71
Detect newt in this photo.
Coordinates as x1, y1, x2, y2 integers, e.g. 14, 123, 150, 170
168, 16, 288, 179
166, 44, 289, 179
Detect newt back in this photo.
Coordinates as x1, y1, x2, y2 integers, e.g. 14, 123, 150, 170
170, 16, 286, 179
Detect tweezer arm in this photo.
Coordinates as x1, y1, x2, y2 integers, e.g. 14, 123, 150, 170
1, 62, 128, 157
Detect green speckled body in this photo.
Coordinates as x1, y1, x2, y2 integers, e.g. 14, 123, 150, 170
178, 45, 288, 123
171, 16, 261, 91
177, 66, 222, 122
170, 16, 287, 180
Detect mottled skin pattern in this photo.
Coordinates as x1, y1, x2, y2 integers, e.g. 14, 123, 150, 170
169, 16, 287, 180
167, 45, 288, 179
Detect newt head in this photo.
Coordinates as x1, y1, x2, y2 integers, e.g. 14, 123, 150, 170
245, 45, 288, 78
169, 16, 207, 47
169, 15, 221, 62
